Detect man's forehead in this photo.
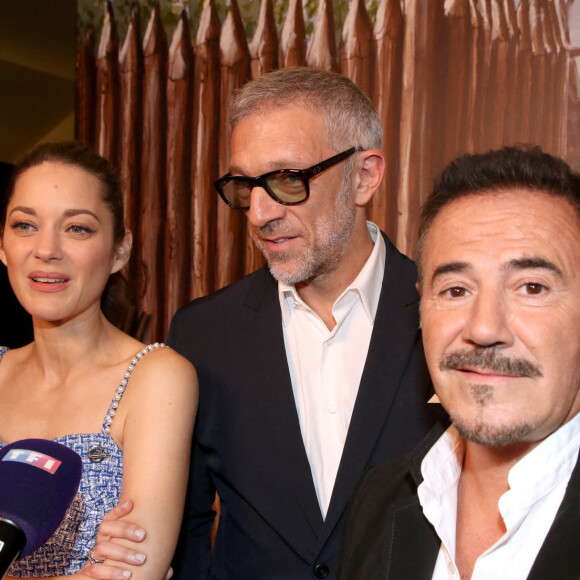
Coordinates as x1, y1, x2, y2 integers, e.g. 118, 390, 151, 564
231, 104, 328, 147
420, 190, 580, 275
428, 256, 564, 283
427, 188, 579, 235
233, 103, 319, 128
229, 108, 332, 174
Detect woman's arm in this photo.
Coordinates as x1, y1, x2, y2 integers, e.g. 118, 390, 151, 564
103, 347, 198, 579
80, 501, 152, 579
7, 348, 196, 580
4, 503, 150, 580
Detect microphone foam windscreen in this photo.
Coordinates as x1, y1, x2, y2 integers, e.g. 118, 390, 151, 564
0, 439, 82, 557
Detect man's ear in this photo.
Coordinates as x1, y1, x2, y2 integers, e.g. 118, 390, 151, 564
353, 149, 385, 207
111, 230, 132, 274
416, 281, 421, 294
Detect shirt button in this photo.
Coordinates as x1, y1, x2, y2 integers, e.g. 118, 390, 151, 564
313, 563, 330, 578
326, 338, 333, 346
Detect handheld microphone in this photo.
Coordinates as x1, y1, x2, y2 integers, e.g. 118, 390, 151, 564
0, 439, 82, 575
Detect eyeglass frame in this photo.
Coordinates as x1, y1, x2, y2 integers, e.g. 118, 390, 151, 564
215, 146, 365, 210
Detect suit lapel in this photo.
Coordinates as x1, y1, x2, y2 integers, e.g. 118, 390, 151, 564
527, 449, 580, 580
386, 497, 441, 578
385, 422, 447, 577
242, 270, 324, 558
240, 235, 425, 556
324, 235, 422, 535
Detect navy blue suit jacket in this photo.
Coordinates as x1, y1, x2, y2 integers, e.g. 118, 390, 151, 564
168, 233, 441, 579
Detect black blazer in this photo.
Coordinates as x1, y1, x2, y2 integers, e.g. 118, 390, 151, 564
338, 419, 580, 580
169, 233, 441, 579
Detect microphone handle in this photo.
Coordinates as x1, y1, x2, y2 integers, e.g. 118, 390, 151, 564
0, 517, 26, 577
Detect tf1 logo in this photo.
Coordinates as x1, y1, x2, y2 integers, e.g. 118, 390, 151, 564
2, 449, 62, 474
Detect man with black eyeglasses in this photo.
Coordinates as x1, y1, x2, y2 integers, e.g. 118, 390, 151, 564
168, 67, 441, 580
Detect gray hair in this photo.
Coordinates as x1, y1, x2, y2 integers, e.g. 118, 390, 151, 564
229, 67, 383, 158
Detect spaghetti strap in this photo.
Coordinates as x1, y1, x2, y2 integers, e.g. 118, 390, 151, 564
101, 342, 166, 434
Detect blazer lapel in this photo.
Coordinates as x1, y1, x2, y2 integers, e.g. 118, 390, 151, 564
242, 270, 324, 559
386, 497, 441, 578
385, 422, 447, 578
324, 235, 423, 535
527, 448, 580, 580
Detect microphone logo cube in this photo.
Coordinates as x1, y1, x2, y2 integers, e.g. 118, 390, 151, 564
2, 449, 62, 474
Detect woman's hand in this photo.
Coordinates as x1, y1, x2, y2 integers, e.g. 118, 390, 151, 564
6, 502, 172, 580
79, 501, 154, 579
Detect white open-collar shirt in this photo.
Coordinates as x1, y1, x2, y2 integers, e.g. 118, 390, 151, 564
418, 412, 580, 579
279, 222, 386, 518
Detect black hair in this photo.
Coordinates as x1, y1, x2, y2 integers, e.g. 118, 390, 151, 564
417, 145, 580, 279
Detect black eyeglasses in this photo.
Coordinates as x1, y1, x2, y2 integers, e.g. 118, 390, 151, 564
215, 146, 364, 210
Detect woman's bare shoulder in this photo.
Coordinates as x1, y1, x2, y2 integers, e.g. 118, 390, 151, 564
125, 342, 197, 393
0, 343, 33, 368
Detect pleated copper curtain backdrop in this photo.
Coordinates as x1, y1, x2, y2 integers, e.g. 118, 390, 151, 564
75, 0, 579, 342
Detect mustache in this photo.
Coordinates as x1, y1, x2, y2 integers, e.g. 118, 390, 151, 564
257, 220, 293, 237
440, 348, 542, 378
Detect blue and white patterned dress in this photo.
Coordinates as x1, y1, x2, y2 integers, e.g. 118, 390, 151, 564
0, 343, 164, 577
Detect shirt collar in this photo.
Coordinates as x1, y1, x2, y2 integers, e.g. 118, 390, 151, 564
418, 412, 580, 530
420, 412, 580, 493
417, 425, 464, 553
500, 411, 580, 521
419, 424, 464, 497
278, 221, 386, 326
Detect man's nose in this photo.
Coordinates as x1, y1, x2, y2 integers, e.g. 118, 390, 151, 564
462, 289, 514, 349
245, 187, 286, 228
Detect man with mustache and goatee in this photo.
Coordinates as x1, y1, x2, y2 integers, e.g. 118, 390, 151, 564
338, 146, 580, 580
167, 67, 442, 580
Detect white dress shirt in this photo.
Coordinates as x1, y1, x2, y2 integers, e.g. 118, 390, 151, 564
279, 222, 386, 518
417, 412, 580, 580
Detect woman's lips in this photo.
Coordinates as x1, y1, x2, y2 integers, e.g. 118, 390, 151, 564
28, 272, 70, 292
